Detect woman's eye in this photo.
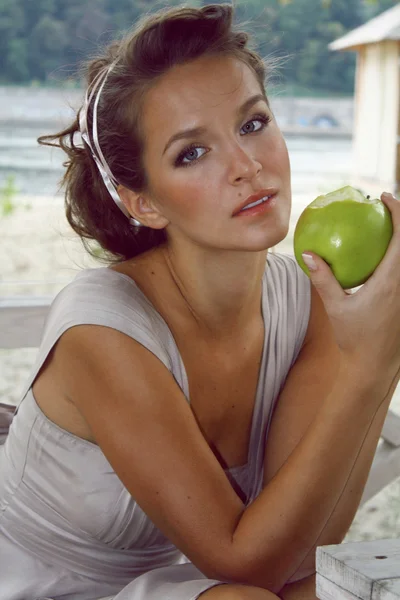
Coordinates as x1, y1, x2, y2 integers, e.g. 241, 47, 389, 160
175, 145, 207, 168
241, 114, 271, 135
174, 113, 271, 168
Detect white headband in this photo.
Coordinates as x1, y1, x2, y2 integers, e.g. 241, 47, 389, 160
79, 63, 142, 228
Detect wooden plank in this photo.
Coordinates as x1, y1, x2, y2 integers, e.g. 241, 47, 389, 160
317, 573, 363, 600
0, 296, 52, 349
374, 578, 400, 600
381, 411, 400, 447
317, 575, 400, 600
361, 441, 400, 506
317, 539, 400, 600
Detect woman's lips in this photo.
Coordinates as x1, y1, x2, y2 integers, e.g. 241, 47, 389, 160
233, 188, 279, 215
233, 193, 277, 217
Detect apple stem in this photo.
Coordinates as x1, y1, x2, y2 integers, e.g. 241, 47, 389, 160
367, 195, 370, 199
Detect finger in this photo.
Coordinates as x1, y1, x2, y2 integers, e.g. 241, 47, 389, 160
302, 251, 347, 309
363, 192, 400, 285
380, 192, 400, 232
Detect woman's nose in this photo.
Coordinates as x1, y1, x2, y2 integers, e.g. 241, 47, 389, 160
228, 143, 262, 184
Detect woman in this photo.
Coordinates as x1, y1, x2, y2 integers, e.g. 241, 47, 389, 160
1, 4, 400, 600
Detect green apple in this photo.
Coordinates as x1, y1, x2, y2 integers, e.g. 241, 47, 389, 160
293, 185, 393, 289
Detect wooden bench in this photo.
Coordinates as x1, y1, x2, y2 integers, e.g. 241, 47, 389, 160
0, 296, 54, 443
1, 295, 400, 596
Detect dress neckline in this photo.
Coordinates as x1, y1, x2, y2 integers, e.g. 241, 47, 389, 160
100, 266, 269, 473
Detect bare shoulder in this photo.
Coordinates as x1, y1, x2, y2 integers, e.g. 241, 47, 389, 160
51, 322, 247, 582
33, 251, 171, 443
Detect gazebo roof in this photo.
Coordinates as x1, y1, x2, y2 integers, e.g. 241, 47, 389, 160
329, 4, 400, 51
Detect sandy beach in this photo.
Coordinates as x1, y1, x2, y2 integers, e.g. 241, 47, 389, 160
0, 191, 399, 545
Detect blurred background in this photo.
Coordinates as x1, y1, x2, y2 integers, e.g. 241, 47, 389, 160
0, 0, 399, 541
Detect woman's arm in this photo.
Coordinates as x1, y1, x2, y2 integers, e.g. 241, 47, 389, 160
234, 384, 390, 589
262, 284, 394, 587
57, 318, 392, 593
54, 198, 400, 594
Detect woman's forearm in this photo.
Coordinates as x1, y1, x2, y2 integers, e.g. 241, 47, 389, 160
284, 387, 394, 584
230, 364, 395, 592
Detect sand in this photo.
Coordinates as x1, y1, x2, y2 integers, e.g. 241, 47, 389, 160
0, 193, 399, 544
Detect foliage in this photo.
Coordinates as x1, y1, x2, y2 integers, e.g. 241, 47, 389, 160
0, 0, 397, 94
0, 175, 18, 216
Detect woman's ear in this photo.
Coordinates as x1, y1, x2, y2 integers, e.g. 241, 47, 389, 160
117, 185, 169, 230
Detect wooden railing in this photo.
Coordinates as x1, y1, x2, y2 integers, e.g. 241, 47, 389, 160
0, 296, 52, 349
1, 296, 400, 597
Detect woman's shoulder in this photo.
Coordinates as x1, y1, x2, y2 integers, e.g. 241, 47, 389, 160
41, 264, 172, 368
56, 265, 160, 321
17, 260, 179, 410
265, 252, 312, 359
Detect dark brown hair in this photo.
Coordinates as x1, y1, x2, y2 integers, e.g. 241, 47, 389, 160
38, 3, 279, 264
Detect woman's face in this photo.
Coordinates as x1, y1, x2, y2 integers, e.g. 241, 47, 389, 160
139, 54, 292, 252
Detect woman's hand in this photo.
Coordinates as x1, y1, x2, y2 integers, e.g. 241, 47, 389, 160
303, 192, 400, 391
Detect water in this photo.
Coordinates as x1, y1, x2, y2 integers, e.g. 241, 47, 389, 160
0, 86, 354, 199
0, 121, 67, 196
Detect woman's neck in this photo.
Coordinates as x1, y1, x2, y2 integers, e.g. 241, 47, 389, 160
157, 243, 268, 341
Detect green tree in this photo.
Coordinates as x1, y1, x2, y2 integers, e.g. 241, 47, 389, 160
361, 0, 398, 18
0, 0, 25, 81
0, 0, 397, 93
5, 38, 29, 81
28, 15, 68, 80
21, 0, 57, 32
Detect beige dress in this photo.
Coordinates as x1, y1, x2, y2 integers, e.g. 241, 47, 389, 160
0, 252, 311, 600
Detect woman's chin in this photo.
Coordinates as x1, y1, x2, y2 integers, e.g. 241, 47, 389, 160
248, 227, 291, 252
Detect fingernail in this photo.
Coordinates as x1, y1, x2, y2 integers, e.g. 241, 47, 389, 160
302, 253, 317, 271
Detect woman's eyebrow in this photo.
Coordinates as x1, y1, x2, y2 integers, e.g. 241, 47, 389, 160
162, 93, 268, 156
